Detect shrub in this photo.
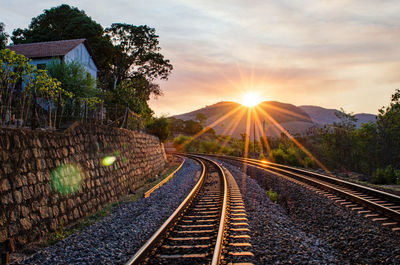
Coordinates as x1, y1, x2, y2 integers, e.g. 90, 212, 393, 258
146, 116, 170, 142
372, 165, 400, 184
303, 156, 314, 168
266, 188, 278, 203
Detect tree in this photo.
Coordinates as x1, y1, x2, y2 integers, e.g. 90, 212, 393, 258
0, 49, 71, 128
169, 117, 185, 133
376, 89, 400, 168
0, 22, 8, 49
105, 23, 173, 90
47, 60, 97, 98
11, 4, 114, 76
46, 60, 99, 122
183, 120, 203, 135
146, 116, 170, 142
112, 77, 154, 118
195, 113, 207, 127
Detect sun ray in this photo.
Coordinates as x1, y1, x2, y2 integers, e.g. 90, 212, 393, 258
252, 107, 272, 158
176, 105, 243, 151
258, 101, 311, 121
217, 108, 247, 152
255, 105, 332, 175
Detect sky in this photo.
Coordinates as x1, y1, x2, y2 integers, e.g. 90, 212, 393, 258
2, 0, 400, 116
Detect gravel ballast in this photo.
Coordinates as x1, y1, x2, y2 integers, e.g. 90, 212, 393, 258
219, 159, 400, 264
11, 158, 201, 265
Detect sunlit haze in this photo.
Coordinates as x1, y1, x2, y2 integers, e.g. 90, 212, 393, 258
3, 0, 400, 116
241, 92, 262, 107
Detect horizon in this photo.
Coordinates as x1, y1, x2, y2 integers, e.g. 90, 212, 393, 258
172, 99, 377, 117
3, 0, 400, 116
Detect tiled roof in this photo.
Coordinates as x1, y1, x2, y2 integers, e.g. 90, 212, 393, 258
6, 39, 87, 59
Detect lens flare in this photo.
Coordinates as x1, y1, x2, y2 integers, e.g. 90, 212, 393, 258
51, 164, 83, 195
102, 156, 116, 166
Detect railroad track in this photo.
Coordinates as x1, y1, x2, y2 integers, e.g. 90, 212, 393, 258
205, 154, 400, 232
126, 155, 254, 265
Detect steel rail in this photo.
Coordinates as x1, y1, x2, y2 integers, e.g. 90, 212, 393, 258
204, 154, 400, 222
187, 154, 228, 265
143, 156, 185, 198
126, 155, 229, 265
125, 157, 206, 265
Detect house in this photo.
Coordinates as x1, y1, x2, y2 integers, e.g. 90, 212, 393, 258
6, 38, 98, 80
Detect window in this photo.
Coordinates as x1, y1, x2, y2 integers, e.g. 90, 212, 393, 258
37, 63, 46, 70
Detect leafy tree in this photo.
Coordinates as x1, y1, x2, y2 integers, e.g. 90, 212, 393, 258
47, 60, 97, 98
0, 49, 71, 128
195, 113, 207, 127
46, 60, 99, 122
11, 4, 114, 75
183, 120, 203, 135
111, 77, 154, 118
105, 23, 173, 89
169, 117, 185, 133
0, 22, 9, 49
1, 49, 35, 125
376, 89, 400, 168
146, 116, 170, 142
320, 109, 358, 170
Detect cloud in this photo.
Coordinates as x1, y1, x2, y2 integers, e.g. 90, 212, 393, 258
2, 0, 400, 115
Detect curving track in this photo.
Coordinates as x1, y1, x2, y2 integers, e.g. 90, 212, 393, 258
126, 155, 254, 265
205, 154, 400, 232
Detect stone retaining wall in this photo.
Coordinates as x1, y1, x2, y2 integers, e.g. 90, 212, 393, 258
0, 123, 166, 249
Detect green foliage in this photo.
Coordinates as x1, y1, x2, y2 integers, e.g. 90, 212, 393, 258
9, 5, 174, 127
107, 77, 154, 118
270, 143, 311, 168
105, 23, 173, 84
46, 60, 100, 121
54, 218, 66, 241
183, 120, 203, 135
195, 113, 207, 126
169, 117, 185, 133
146, 116, 171, 142
173, 135, 195, 152
0, 22, 8, 49
0, 49, 70, 128
376, 89, 400, 169
47, 60, 96, 98
372, 165, 400, 185
11, 4, 113, 73
266, 189, 278, 203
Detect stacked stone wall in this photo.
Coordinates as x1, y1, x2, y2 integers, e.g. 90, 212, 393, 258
0, 123, 166, 248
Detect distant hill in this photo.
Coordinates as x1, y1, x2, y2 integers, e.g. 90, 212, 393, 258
299, 106, 376, 127
174, 101, 315, 139
173, 101, 377, 139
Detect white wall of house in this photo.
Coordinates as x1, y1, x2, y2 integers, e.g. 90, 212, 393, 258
64, 43, 98, 80
30, 57, 61, 69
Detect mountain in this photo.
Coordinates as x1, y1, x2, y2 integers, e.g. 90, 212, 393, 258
299, 106, 376, 127
173, 101, 377, 139
174, 101, 315, 139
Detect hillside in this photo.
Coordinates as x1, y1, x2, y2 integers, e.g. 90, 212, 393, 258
174, 101, 315, 139
299, 106, 376, 127
173, 101, 376, 139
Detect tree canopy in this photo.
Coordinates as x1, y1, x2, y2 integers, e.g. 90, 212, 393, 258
10, 4, 173, 119
11, 4, 114, 75
0, 22, 8, 49
104, 23, 173, 99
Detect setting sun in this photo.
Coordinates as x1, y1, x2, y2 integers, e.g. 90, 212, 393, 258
241, 92, 262, 107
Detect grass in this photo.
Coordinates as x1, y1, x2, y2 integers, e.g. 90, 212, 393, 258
266, 188, 279, 203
